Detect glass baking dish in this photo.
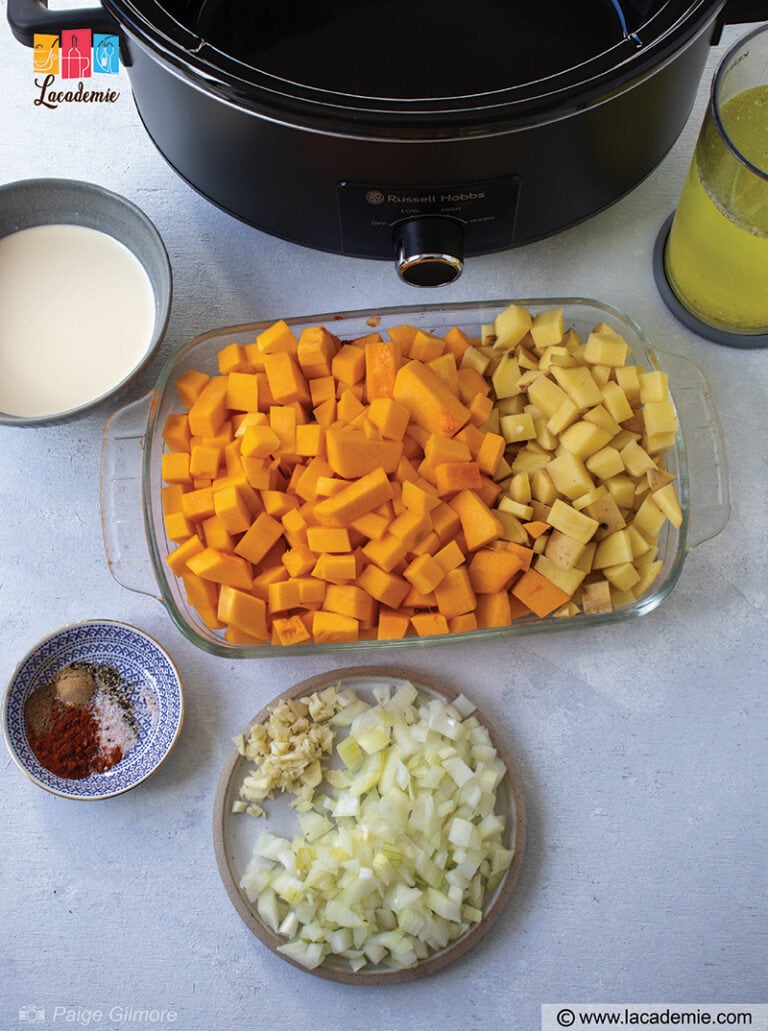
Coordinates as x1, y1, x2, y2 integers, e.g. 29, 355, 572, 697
101, 298, 730, 658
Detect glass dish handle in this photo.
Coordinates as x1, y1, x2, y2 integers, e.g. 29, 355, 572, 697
652, 349, 731, 550
100, 392, 162, 599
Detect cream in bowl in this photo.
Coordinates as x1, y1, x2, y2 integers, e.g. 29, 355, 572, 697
0, 178, 171, 425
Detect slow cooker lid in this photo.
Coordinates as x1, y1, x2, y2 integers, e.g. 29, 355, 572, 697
183, 0, 651, 101
110, 0, 722, 121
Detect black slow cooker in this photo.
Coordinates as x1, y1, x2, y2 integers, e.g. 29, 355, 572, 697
9, 0, 767, 283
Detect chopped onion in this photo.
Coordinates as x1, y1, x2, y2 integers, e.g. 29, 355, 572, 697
239, 682, 514, 972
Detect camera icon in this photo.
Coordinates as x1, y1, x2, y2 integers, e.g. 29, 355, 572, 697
18, 1005, 46, 1023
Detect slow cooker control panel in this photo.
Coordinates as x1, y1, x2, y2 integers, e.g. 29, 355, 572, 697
337, 178, 520, 262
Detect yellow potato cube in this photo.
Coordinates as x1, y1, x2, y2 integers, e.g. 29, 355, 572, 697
551, 365, 604, 408
639, 370, 670, 404
644, 431, 678, 454
510, 448, 552, 475
583, 404, 622, 437
546, 396, 581, 436
572, 484, 608, 511
604, 473, 637, 510
491, 353, 523, 399
583, 330, 629, 367
460, 345, 491, 376
631, 495, 667, 540
574, 540, 597, 573
589, 364, 613, 387
632, 559, 664, 597
497, 495, 534, 521
538, 345, 575, 369
651, 482, 683, 528
643, 401, 678, 436
546, 451, 595, 501
508, 471, 532, 504
586, 446, 624, 481
493, 303, 533, 350
495, 510, 529, 544
530, 307, 565, 349
602, 562, 641, 592
592, 529, 633, 569
600, 381, 634, 423
544, 529, 586, 570
581, 579, 613, 614
584, 494, 627, 537
534, 554, 587, 595
558, 421, 614, 460
620, 439, 656, 477
500, 411, 537, 443
547, 497, 600, 543
614, 365, 643, 404
527, 374, 569, 418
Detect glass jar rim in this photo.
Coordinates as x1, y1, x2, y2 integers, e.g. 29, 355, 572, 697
711, 22, 768, 182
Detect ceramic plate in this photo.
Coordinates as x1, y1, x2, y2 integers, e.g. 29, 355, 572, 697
213, 666, 526, 983
2, 619, 184, 799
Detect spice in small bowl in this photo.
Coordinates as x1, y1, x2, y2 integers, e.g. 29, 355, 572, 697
2, 620, 184, 800
25, 662, 140, 779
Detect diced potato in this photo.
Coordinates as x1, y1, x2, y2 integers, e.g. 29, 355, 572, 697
583, 330, 629, 367
530, 307, 565, 349
491, 353, 522, 399
551, 365, 604, 408
544, 530, 587, 570
592, 529, 634, 569
493, 303, 533, 350
547, 498, 600, 544
586, 446, 624, 481
581, 580, 612, 614
558, 421, 614, 460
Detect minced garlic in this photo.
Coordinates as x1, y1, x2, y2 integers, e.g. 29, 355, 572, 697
235, 686, 344, 811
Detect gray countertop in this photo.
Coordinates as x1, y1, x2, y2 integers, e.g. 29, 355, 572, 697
1, 10, 767, 1031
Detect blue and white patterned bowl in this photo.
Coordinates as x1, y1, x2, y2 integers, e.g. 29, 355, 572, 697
2, 620, 184, 799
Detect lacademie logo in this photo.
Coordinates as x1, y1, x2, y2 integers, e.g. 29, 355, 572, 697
33, 30, 121, 109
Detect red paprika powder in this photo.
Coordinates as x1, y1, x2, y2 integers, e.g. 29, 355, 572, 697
29, 702, 121, 779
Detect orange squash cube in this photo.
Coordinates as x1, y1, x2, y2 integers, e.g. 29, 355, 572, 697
331, 343, 366, 387
297, 326, 338, 379
166, 534, 205, 575
234, 512, 284, 565
176, 368, 210, 408
226, 371, 260, 412
448, 490, 504, 551
188, 376, 229, 438
365, 339, 402, 400
162, 413, 191, 453
271, 614, 312, 646
434, 566, 476, 619
263, 351, 311, 406
377, 608, 411, 640
217, 585, 268, 639
217, 343, 250, 374
256, 319, 299, 355
403, 553, 446, 594
187, 547, 253, 590
358, 564, 410, 609
410, 612, 449, 637
312, 610, 359, 643
161, 451, 192, 486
